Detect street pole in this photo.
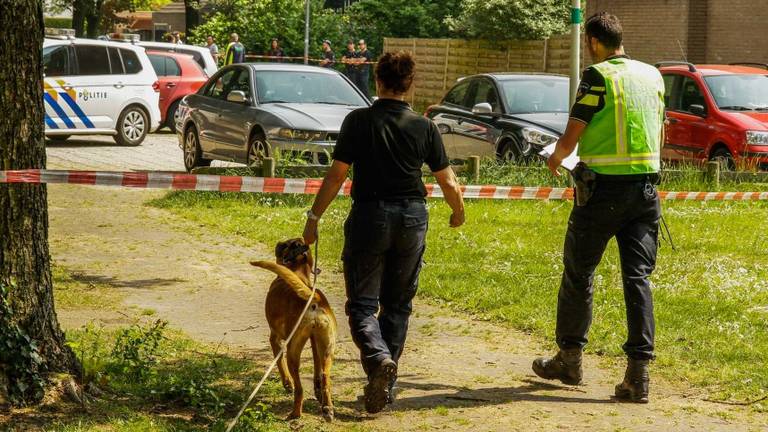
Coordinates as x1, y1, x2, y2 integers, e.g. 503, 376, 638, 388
304, 0, 310, 65
569, 0, 582, 107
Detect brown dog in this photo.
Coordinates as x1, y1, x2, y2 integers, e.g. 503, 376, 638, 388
251, 238, 337, 421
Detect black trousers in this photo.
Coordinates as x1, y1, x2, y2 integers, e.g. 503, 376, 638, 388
343, 199, 428, 376
556, 180, 660, 360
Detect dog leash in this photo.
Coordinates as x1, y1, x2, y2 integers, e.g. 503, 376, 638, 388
225, 231, 320, 432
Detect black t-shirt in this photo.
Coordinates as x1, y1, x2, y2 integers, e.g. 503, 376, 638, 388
342, 49, 358, 74
357, 49, 373, 75
570, 54, 630, 124
332, 99, 450, 201
322, 50, 335, 68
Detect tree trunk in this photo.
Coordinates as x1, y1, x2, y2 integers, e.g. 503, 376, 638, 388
85, 0, 104, 39
72, 0, 86, 37
184, 0, 200, 37
0, 0, 80, 403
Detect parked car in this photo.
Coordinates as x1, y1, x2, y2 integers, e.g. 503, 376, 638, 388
425, 73, 570, 162
146, 50, 208, 133
657, 61, 768, 170
176, 63, 371, 172
138, 42, 218, 77
43, 33, 161, 146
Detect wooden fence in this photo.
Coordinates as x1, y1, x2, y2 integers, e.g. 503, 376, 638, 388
383, 35, 582, 109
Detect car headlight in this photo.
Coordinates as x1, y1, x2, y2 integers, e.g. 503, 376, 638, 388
277, 128, 325, 141
521, 127, 559, 147
746, 131, 768, 146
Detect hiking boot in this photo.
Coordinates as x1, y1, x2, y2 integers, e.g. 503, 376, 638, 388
386, 378, 397, 405
532, 348, 583, 385
364, 358, 397, 414
615, 358, 650, 403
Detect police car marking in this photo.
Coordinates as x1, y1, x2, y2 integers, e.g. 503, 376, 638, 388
44, 93, 76, 129
60, 92, 95, 128
44, 113, 58, 129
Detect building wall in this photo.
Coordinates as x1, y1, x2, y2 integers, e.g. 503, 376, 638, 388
705, 0, 768, 64
586, 0, 690, 65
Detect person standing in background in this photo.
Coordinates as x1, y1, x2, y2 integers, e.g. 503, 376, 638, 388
206, 35, 219, 64
267, 38, 285, 62
355, 39, 373, 99
172, 31, 183, 44
224, 33, 246, 65
319, 40, 335, 68
341, 40, 359, 84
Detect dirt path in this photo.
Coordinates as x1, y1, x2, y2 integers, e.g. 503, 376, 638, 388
48, 184, 767, 432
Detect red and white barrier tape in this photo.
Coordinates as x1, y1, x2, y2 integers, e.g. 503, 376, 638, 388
1, 169, 768, 201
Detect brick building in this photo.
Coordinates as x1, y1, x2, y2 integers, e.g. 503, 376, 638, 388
587, 0, 768, 65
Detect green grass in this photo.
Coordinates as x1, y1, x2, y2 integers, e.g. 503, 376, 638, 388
149, 190, 768, 406
53, 264, 123, 310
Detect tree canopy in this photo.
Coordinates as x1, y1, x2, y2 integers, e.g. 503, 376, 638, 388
447, 0, 570, 40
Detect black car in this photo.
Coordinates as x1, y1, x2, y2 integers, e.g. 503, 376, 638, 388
426, 73, 570, 162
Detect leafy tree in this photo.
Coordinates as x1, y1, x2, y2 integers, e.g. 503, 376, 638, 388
447, 0, 570, 40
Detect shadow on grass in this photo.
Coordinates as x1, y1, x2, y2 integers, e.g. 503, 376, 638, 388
69, 272, 187, 290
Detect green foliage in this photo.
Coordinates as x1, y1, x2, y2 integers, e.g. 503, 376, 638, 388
44, 17, 73, 29
109, 319, 167, 379
0, 283, 46, 405
447, 0, 571, 40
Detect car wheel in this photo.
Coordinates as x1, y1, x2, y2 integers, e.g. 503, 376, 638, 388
183, 127, 211, 172
497, 138, 522, 163
48, 135, 71, 142
114, 106, 148, 146
166, 99, 181, 134
247, 133, 270, 167
710, 147, 735, 171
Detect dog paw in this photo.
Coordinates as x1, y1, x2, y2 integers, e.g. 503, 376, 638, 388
322, 406, 334, 422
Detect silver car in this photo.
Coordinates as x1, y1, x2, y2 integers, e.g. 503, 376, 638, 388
176, 63, 371, 171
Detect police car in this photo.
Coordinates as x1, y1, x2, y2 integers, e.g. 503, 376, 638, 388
43, 29, 161, 146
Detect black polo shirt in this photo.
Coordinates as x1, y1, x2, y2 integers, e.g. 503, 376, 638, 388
333, 99, 449, 201
358, 49, 373, 75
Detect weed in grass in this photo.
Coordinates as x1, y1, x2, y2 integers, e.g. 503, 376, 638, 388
434, 405, 449, 416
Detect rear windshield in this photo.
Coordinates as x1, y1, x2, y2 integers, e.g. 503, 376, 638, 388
500, 79, 570, 113
704, 74, 768, 110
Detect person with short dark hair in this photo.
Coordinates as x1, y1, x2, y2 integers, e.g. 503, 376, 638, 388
224, 32, 245, 65
172, 30, 183, 44
206, 35, 219, 64
533, 12, 665, 404
267, 38, 285, 62
302, 51, 465, 414
319, 40, 335, 68
355, 39, 373, 99
341, 39, 359, 83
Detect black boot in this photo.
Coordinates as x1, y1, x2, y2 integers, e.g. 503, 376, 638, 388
615, 358, 650, 403
364, 358, 397, 414
532, 348, 583, 385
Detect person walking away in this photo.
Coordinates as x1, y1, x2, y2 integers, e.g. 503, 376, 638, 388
267, 38, 285, 62
302, 51, 465, 414
355, 39, 373, 99
533, 12, 665, 404
206, 35, 219, 64
319, 40, 335, 68
341, 40, 359, 84
224, 33, 246, 65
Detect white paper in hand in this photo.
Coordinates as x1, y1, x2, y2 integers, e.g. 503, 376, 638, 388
539, 143, 581, 172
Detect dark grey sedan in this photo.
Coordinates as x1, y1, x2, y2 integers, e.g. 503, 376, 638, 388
176, 63, 371, 171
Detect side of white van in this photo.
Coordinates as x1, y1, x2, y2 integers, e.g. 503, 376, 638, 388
43, 39, 161, 146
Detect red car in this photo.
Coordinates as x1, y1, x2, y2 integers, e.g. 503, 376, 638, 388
657, 62, 768, 170
146, 50, 208, 133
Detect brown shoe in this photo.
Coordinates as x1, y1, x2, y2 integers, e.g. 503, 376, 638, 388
615, 358, 650, 403
532, 348, 583, 385
364, 358, 397, 414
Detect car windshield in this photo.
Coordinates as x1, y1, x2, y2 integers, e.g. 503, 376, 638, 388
500, 79, 570, 114
255, 71, 367, 106
704, 74, 768, 110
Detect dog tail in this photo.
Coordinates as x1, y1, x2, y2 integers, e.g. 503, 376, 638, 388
250, 260, 314, 300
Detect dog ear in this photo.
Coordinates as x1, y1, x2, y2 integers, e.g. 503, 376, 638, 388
275, 241, 288, 259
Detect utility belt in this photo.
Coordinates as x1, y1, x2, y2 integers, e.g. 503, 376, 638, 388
571, 162, 660, 206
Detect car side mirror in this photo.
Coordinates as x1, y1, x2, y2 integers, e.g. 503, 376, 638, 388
472, 102, 499, 116
689, 104, 706, 117
227, 90, 249, 104
371, 96, 379, 102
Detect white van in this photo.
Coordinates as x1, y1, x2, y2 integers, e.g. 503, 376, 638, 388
43, 37, 161, 146
137, 42, 218, 77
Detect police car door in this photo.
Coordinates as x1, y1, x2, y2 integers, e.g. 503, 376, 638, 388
68, 44, 119, 130
42, 43, 77, 131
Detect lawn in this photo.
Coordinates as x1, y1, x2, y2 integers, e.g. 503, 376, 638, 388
150, 189, 768, 405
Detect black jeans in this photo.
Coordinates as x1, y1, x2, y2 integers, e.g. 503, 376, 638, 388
556, 180, 660, 360
343, 199, 428, 376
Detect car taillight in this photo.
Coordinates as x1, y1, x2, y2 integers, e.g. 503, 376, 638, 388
152, 81, 160, 92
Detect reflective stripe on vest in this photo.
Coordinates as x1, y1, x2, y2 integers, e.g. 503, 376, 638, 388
577, 58, 665, 175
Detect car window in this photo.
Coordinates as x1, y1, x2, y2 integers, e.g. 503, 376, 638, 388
108, 47, 123, 74
177, 49, 206, 71
470, 79, 501, 112
254, 70, 367, 106
662, 74, 677, 108
120, 49, 142, 74
500, 78, 569, 113
229, 68, 250, 98
205, 68, 239, 100
444, 80, 471, 108
165, 57, 181, 77
74, 45, 110, 75
704, 74, 768, 110
43, 45, 70, 76
148, 54, 165, 76
678, 77, 706, 113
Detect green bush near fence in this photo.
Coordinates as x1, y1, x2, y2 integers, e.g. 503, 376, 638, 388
44, 17, 72, 29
